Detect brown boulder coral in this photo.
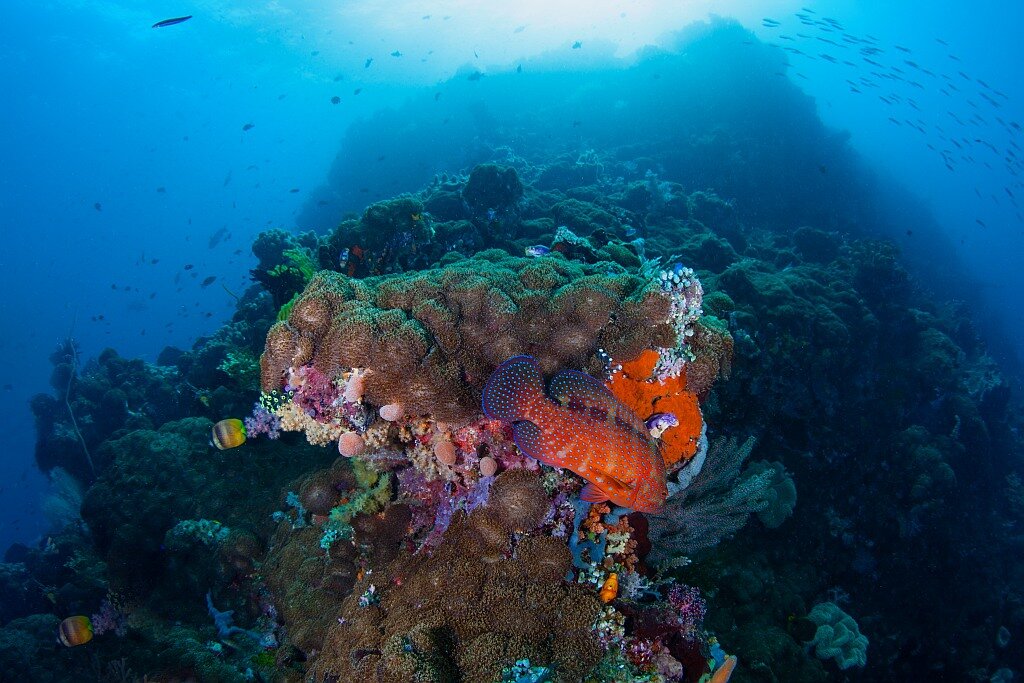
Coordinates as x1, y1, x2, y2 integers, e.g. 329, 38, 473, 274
260, 251, 675, 422
308, 471, 603, 683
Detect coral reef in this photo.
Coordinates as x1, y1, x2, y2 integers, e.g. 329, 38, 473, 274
6, 60, 1024, 683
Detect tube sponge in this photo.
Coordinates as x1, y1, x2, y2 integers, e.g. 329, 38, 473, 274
807, 602, 868, 669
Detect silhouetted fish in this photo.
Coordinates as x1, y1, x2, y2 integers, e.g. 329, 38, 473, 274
209, 227, 229, 248
152, 15, 192, 29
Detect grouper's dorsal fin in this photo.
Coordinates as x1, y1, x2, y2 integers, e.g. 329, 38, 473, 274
549, 369, 649, 436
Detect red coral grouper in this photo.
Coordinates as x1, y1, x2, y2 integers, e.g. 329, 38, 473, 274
483, 355, 668, 512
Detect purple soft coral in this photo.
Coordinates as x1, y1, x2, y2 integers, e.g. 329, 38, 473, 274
91, 598, 127, 637
288, 366, 339, 419
667, 584, 707, 638
245, 404, 281, 440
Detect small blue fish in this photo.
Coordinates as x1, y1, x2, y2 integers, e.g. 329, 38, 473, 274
624, 226, 637, 237
525, 245, 550, 257
486, 208, 497, 221
339, 248, 350, 269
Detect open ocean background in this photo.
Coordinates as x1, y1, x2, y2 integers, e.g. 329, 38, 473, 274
1, 0, 1021, 588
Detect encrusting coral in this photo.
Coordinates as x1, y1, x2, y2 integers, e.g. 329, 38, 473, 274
308, 470, 605, 683
260, 250, 675, 422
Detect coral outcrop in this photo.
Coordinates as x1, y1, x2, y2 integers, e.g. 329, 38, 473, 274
261, 251, 675, 422
309, 471, 603, 683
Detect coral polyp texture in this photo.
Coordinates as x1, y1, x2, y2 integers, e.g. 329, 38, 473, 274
260, 251, 675, 422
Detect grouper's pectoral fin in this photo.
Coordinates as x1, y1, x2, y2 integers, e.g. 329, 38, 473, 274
580, 474, 635, 504
580, 483, 611, 503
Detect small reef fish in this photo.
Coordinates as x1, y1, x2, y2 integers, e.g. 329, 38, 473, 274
525, 245, 550, 257
211, 418, 246, 450
58, 616, 93, 647
599, 573, 619, 603
482, 356, 668, 512
201, 276, 217, 287
152, 15, 192, 29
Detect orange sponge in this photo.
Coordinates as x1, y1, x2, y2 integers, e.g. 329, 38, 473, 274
607, 349, 703, 466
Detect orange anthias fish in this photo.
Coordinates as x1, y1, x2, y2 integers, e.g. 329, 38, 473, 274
482, 355, 668, 512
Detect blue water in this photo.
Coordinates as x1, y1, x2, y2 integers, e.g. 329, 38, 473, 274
0, 0, 1021, 607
